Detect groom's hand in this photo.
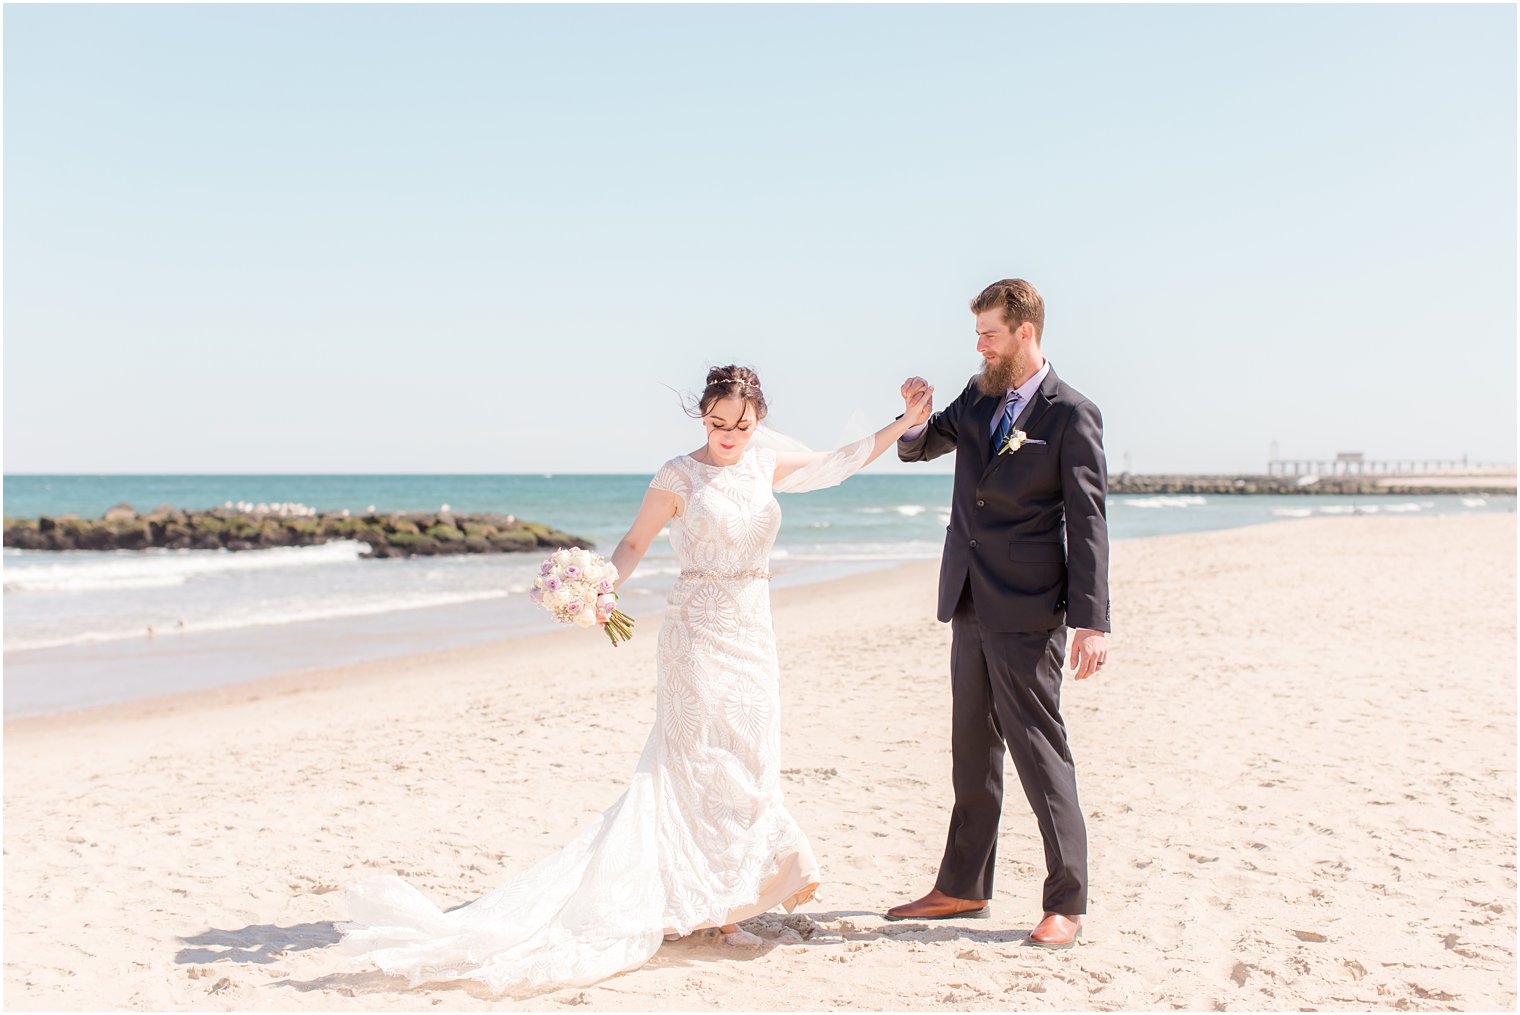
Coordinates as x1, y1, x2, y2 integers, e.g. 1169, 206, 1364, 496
901, 376, 930, 401
1070, 629, 1108, 680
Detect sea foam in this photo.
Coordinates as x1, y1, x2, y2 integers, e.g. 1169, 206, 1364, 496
1123, 496, 1208, 510
5, 587, 510, 653
3, 540, 373, 594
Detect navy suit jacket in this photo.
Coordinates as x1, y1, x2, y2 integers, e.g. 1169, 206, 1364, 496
898, 364, 1111, 634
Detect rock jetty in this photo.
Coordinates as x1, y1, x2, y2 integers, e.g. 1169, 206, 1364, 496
2, 503, 593, 558
1110, 474, 1517, 496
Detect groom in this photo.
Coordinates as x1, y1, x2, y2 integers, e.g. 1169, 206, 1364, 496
888, 278, 1110, 949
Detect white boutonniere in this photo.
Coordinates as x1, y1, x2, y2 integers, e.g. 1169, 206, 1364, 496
997, 429, 1047, 455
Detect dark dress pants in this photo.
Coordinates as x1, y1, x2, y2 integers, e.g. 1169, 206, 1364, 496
934, 582, 1088, 914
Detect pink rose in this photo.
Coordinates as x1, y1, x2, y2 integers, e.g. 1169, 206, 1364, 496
597, 578, 615, 594
543, 575, 561, 592
540, 560, 554, 576
565, 565, 582, 580
566, 600, 583, 615
528, 587, 544, 604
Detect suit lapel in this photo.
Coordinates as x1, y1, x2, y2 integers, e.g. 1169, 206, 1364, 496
968, 390, 1002, 469
1014, 364, 1062, 437
982, 363, 1061, 479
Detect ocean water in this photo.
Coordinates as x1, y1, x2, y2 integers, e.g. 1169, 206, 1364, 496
4, 473, 1513, 717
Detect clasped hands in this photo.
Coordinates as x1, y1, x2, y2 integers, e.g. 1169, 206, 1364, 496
900, 377, 934, 426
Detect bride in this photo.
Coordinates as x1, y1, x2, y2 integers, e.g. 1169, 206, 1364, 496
336, 365, 934, 994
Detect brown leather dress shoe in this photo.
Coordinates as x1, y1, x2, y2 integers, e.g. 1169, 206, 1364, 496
884, 888, 991, 922
1025, 912, 1083, 948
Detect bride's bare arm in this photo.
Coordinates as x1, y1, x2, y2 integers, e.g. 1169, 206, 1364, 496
772, 387, 933, 485
609, 488, 680, 587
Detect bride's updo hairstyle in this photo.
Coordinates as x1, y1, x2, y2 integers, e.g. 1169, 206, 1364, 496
685, 365, 768, 426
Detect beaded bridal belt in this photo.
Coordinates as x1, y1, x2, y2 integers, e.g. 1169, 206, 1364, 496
676, 568, 774, 582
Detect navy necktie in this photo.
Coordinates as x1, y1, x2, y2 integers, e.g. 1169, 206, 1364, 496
992, 391, 1022, 453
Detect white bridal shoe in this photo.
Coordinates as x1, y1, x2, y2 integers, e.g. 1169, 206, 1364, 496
721, 927, 764, 949
662, 927, 762, 948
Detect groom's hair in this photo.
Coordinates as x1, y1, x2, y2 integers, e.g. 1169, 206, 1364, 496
971, 279, 1044, 343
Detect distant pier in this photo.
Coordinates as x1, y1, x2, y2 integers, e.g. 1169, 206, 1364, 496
1266, 451, 1509, 477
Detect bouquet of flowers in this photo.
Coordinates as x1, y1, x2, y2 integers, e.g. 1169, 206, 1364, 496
528, 547, 635, 646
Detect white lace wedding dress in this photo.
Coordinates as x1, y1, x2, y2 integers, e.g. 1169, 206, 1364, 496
336, 437, 873, 994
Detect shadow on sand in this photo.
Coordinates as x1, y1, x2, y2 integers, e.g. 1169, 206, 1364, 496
174, 920, 342, 966
174, 907, 1039, 1001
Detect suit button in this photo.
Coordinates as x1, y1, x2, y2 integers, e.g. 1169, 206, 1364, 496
969, 539, 978, 548
976, 499, 985, 508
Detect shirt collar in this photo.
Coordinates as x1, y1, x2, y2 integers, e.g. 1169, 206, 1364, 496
1007, 359, 1051, 404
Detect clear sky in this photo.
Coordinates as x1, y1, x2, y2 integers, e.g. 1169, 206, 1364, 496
4, 3, 1515, 475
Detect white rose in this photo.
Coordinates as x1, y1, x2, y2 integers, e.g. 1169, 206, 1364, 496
574, 610, 597, 628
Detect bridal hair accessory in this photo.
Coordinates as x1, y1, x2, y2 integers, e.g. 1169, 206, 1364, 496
997, 429, 1047, 456
711, 376, 757, 391
529, 547, 636, 646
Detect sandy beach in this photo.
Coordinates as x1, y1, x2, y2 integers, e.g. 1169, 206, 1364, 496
3, 513, 1514, 1011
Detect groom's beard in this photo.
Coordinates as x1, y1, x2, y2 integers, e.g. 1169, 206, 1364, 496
976, 353, 1021, 397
